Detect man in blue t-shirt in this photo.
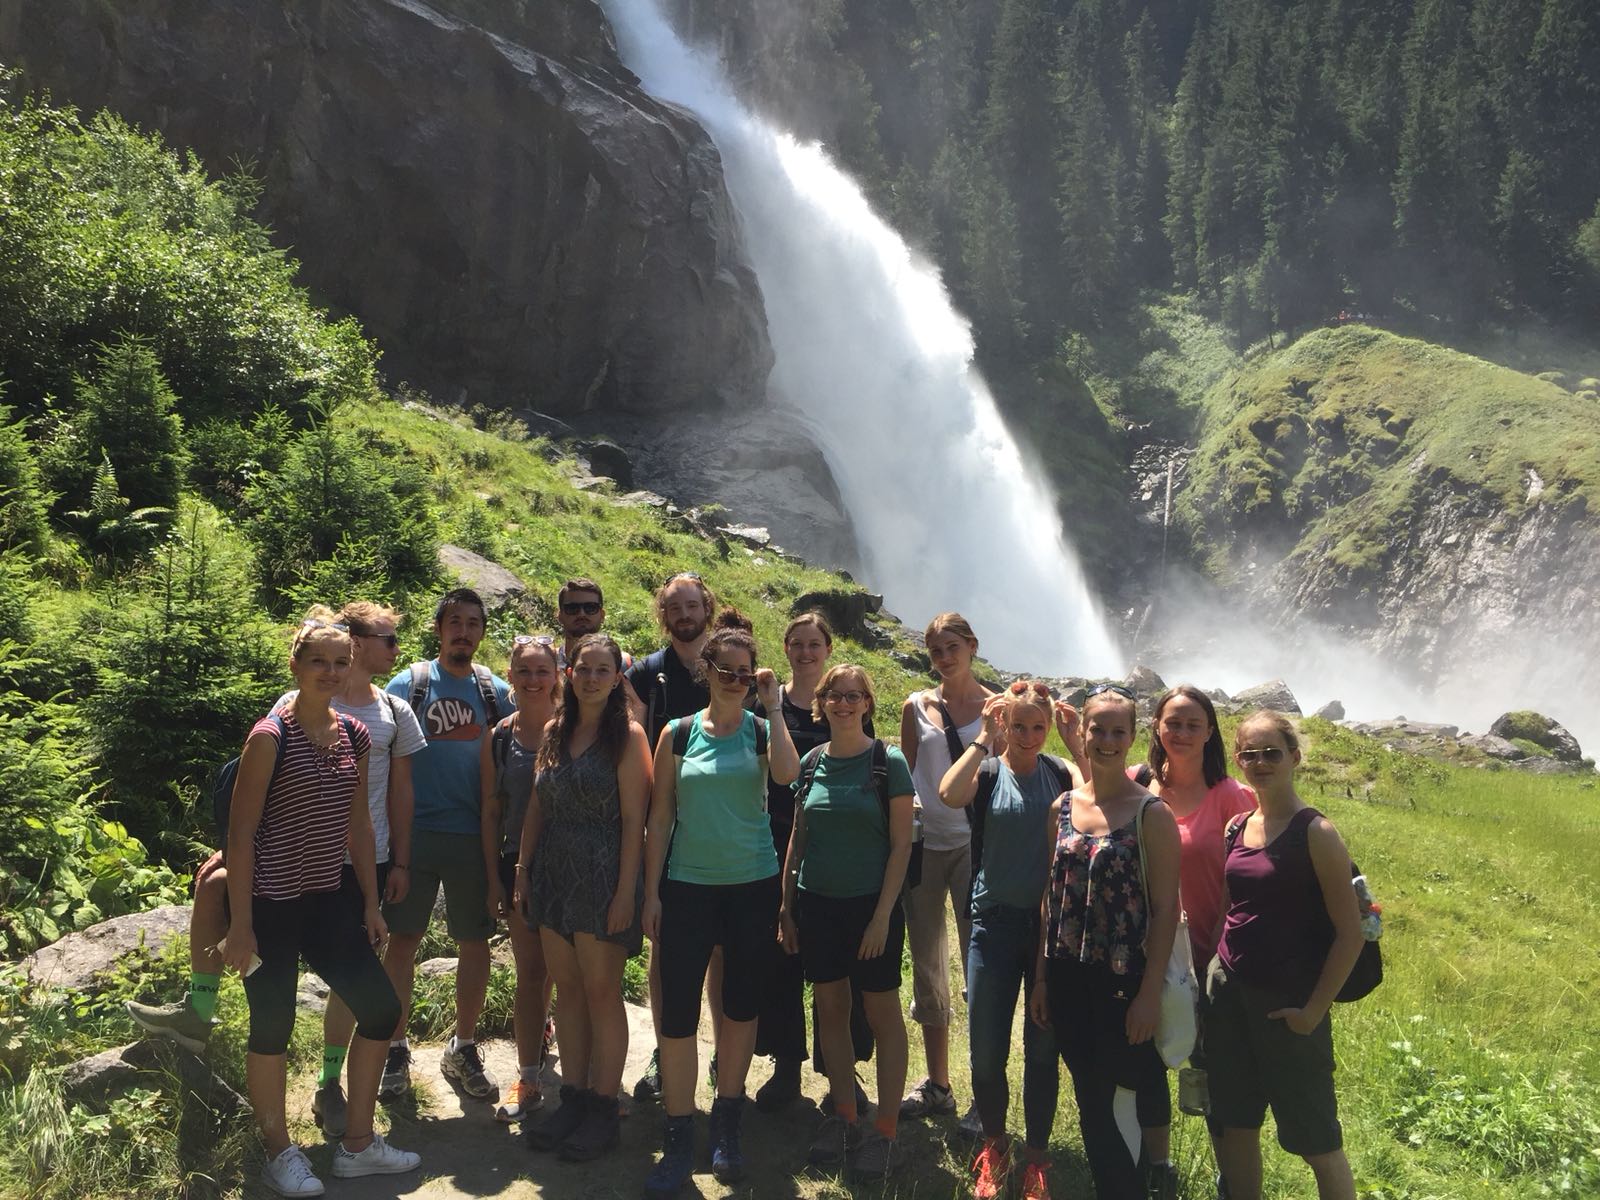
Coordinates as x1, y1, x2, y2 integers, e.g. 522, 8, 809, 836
379, 588, 512, 1105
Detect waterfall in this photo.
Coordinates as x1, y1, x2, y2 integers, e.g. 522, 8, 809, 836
599, 0, 1122, 676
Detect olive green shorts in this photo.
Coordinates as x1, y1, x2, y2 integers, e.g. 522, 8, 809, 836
381, 831, 494, 942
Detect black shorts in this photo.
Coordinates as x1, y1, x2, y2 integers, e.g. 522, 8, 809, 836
657, 874, 780, 1039
338, 861, 392, 920
498, 852, 517, 909
796, 889, 904, 994
1203, 956, 1342, 1157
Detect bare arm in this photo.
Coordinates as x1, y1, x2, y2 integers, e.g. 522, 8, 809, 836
1028, 794, 1065, 1028
899, 698, 919, 775
778, 803, 807, 953
607, 723, 651, 934
755, 670, 800, 784
481, 729, 509, 917
1128, 801, 1181, 1044
865, 792, 914, 945
1268, 817, 1364, 1034
641, 724, 678, 940
222, 729, 276, 973
346, 749, 385, 947
940, 695, 1005, 808
385, 753, 414, 903
515, 774, 545, 919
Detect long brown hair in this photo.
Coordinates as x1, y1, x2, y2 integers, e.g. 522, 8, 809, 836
537, 634, 630, 769
1149, 684, 1230, 788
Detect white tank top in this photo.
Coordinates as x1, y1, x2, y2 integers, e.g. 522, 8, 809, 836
909, 690, 982, 852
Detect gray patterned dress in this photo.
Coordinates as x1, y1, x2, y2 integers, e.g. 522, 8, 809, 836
524, 741, 643, 954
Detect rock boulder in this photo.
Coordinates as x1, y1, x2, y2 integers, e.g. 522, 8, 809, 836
437, 544, 536, 617
22, 905, 191, 991
1231, 679, 1302, 715
1314, 700, 1345, 721
1124, 665, 1166, 696
1488, 711, 1584, 762
790, 590, 884, 642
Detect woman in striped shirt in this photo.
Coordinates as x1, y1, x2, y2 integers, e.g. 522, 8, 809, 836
224, 610, 421, 1197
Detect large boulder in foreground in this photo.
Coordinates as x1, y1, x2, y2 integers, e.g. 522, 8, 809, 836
0, 0, 772, 415
1489, 711, 1584, 762
23, 905, 190, 991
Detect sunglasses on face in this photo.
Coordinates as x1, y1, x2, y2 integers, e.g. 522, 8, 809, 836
560, 601, 601, 616
1085, 683, 1135, 701
709, 663, 755, 685
1237, 747, 1287, 765
359, 633, 399, 649
823, 690, 868, 705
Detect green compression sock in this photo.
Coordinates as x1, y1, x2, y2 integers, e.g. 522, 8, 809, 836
318, 1044, 349, 1088
188, 972, 221, 1022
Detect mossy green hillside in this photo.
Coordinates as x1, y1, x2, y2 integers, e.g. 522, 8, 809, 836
1180, 324, 1600, 581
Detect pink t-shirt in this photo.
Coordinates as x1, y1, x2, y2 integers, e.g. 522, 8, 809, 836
1129, 767, 1256, 965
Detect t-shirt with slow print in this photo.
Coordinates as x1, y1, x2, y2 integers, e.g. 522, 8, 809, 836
385, 660, 511, 835
250, 710, 372, 900
796, 743, 914, 899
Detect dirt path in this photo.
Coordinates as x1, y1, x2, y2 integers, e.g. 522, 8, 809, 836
281, 1004, 977, 1200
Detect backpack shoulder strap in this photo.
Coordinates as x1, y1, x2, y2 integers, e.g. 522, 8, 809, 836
794, 744, 827, 805
408, 661, 430, 716
966, 755, 1001, 829
1133, 763, 1156, 787
870, 739, 891, 815
671, 712, 696, 758
492, 716, 515, 772
1224, 810, 1250, 853
932, 696, 965, 763
472, 663, 502, 723
382, 689, 400, 723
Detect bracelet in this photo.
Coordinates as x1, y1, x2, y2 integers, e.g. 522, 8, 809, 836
969, 740, 989, 755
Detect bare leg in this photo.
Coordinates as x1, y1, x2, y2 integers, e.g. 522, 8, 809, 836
1219, 1127, 1264, 1200
541, 929, 592, 1089
713, 1016, 757, 1101
863, 990, 908, 1132
454, 939, 491, 1042
575, 933, 629, 1097
190, 865, 228, 975
508, 918, 549, 1072
921, 1021, 951, 1089
647, 948, 663, 1040
324, 994, 356, 1064
340, 1035, 387, 1150
383, 931, 425, 1039
813, 980, 855, 1112
659, 1036, 698, 1116
1144, 1123, 1171, 1161
706, 946, 725, 1048
1306, 1148, 1356, 1200
247, 1052, 291, 1156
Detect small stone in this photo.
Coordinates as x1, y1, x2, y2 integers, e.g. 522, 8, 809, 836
418, 957, 460, 979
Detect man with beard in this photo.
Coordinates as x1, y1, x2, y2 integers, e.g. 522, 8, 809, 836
623, 573, 718, 1102
380, 588, 512, 1104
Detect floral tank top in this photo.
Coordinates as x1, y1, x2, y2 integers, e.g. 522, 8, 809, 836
1044, 798, 1149, 977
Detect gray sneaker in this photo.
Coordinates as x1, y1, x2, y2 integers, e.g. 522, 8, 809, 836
955, 1102, 984, 1142
311, 1080, 347, 1139
807, 1114, 861, 1169
124, 999, 214, 1054
898, 1077, 955, 1119
379, 1044, 411, 1100
848, 1127, 906, 1182
440, 1039, 498, 1100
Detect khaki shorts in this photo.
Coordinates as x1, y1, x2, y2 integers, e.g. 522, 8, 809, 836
902, 843, 973, 1026
381, 831, 493, 943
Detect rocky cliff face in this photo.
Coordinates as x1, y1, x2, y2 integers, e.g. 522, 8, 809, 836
0, 0, 773, 415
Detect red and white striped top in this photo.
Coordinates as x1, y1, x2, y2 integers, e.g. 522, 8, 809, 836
249, 709, 371, 900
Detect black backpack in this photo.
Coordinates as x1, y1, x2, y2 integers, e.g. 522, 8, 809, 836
793, 739, 922, 889
965, 754, 1072, 915
408, 660, 505, 729
1224, 811, 1383, 1003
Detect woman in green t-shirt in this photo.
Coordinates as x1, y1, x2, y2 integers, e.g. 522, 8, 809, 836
779, 663, 915, 1183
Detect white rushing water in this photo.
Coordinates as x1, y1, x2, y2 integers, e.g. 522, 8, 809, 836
599, 0, 1122, 676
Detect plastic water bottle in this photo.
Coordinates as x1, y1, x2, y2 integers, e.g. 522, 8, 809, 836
1353, 875, 1382, 941
911, 800, 924, 848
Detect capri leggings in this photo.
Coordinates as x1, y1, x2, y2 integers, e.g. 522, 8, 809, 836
242, 889, 401, 1055
658, 874, 780, 1039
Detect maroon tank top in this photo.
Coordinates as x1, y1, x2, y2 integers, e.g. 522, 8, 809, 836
1217, 807, 1334, 1002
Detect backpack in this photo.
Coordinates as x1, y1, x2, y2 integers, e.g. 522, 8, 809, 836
793, 739, 922, 889
408, 660, 505, 730
212, 712, 359, 848
965, 754, 1071, 914
1224, 811, 1383, 1003
671, 708, 769, 759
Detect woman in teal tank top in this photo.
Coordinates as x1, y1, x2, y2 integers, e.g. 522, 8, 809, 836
640, 615, 798, 1197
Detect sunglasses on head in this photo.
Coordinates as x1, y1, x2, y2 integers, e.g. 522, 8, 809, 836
1085, 683, 1135, 701
299, 618, 349, 633
709, 662, 755, 685
513, 634, 556, 648
1236, 747, 1287, 765
666, 571, 703, 584
560, 601, 601, 615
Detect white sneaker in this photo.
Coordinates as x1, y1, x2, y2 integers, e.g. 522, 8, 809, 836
331, 1132, 422, 1178
262, 1145, 325, 1197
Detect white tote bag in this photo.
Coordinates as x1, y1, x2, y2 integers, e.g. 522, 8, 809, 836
1137, 799, 1199, 1069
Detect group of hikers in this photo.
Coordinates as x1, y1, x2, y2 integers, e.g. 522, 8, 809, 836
125, 573, 1369, 1200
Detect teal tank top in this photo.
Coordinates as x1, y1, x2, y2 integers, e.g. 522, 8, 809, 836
666, 710, 780, 885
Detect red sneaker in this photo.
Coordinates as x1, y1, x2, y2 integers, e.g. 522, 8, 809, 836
1021, 1158, 1052, 1200
972, 1138, 1011, 1199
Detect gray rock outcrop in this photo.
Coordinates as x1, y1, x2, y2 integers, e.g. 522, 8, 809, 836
1231, 679, 1302, 715
22, 905, 190, 991
1314, 700, 1346, 721
437, 544, 537, 617
0, 0, 773, 415
1488, 711, 1584, 762
1125, 665, 1166, 696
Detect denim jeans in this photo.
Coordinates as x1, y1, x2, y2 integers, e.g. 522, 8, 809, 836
966, 903, 1058, 1148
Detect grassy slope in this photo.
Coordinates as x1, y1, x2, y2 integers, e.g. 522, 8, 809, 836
1179, 324, 1600, 581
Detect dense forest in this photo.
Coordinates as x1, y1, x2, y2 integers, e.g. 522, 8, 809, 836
685, 0, 1600, 368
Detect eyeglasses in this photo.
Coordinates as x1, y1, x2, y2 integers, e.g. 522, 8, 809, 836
1084, 683, 1135, 701
358, 633, 399, 649
709, 663, 755, 685
513, 634, 556, 648
299, 618, 349, 633
823, 690, 868, 705
1236, 747, 1287, 765
560, 601, 602, 616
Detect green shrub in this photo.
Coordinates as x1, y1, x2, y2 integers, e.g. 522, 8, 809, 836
0, 400, 51, 557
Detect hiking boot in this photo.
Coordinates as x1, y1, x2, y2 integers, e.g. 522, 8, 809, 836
898, 1077, 955, 1119
955, 1102, 984, 1143
311, 1080, 347, 1139
379, 1044, 412, 1100
708, 1094, 746, 1183
643, 1114, 694, 1198
972, 1138, 1011, 1199
330, 1133, 421, 1178
807, 1113, 860, 1169
440, 1039, 498, 1100
1021, 1158, 1053, 1200
1145, 1161, 1179, 1200
848, 1126, 906, 1182
632, 1048, 663, 1103
525, 1084, 587, 1151
124, 998, 214, 1055
754, 1056, 802, 1113
496, 1077, 542, 1122
261, 1144, 324, 1197
560, 1090, 621, 1162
